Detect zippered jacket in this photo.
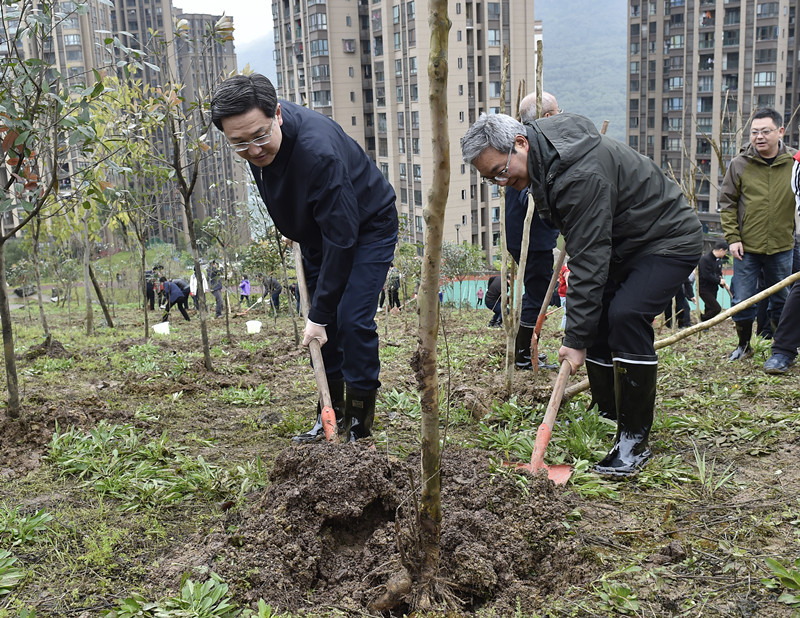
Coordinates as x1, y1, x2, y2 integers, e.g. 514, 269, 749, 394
719, 142, 797, 254
526, 113, 703, 349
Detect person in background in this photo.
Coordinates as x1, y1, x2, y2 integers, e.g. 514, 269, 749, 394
263, 275, 282, 313
239, 274, 251, 306
189, 269, 209, 311
558, 259, 570, 330
159, 277, 191, 323
697, 240, 729, 322
208, 260, 224, 318
484, 274, 503, 327
461, 111, 703, 476
504, 91, 561, 371
211, 73, 398, 443
386, 263, 401, 311
763, 150, 800, 374
664, 273, 695, 329
719, 108, 797, 361
476, 286, 484, 307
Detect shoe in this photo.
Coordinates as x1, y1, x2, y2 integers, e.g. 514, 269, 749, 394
728, 321, 754, 362
344, 387, 377, 441
292, 379, 345, 443
594, 361, 656, 477
514, 325, 534, 369
538, 354, 558, 371
763, 353, 796, 375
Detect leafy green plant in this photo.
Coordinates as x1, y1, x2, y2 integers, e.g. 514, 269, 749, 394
48, 421, 267, 511
0, 506, 53, 546
23, 356, 74, 375
218, 384, 273, 407
691, 442, 736, 498
381, 388, 421, 420
592, 579, 641, 615
762, 557, 800, 608
0, 550, 24, 596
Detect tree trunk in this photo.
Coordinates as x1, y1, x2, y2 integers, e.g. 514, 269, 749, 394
31, 217, 50, 339
183, 204, 213, 371
82, 213, 94, 336
88, 264, 114, 328
0, 244, 21, 418
410, 0, 450, 610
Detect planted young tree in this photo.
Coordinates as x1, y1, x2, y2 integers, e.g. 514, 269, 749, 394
0, 0, 114, 418
376, 0, 452, 612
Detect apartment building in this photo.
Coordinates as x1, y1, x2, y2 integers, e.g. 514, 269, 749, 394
627, 0, 798, 233
272, 0, 539, 263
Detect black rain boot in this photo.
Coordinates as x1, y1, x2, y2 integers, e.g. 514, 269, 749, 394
594, 361, 656, 477
537, 352, 558, 371
344, 387, 378, 442
728, 320, 754, 361
585, 360, 616, 421
514, 325, 534, 370
291, 379, 345, 443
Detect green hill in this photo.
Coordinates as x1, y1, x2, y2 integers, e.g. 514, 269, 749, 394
537, 0, 627, 142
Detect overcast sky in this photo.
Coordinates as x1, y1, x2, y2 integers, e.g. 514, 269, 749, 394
174, 0, 277, 79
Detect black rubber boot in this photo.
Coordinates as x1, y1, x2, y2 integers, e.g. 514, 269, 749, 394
585, 360, 616, 421
593, 361, 656, 477
291, 379, 345, 443
344, 387, 377, 442
728, 321, 754, 362
514, 325, 534, 370
537, 352, 558, 371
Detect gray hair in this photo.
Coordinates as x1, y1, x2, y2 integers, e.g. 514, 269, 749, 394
519, 91, 559, 123
460, 113, 525, 164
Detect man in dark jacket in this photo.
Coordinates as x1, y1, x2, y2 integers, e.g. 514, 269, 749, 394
212, 73, 397, 443
484, 275, 503, 327
698, 240, 729, 321
159, 277, 190, 323
462, 112, 703, 476
263, 275, 282, 314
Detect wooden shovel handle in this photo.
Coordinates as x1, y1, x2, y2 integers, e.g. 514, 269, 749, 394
542, 360, 573, 430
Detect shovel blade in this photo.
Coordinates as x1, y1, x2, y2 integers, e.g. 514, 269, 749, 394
321, 405, 337, 442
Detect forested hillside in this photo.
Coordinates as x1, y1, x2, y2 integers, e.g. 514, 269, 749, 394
537, 0, 627, 142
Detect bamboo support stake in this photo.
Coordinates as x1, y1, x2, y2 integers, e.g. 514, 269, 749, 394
563, 269, 800, 400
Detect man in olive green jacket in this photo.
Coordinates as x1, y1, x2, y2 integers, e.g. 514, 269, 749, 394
719, 108, 797, 361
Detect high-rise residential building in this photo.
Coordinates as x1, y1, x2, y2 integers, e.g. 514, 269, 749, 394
271, 0, 539, 262
114, 1, 250, 245
627, 0, 798, 234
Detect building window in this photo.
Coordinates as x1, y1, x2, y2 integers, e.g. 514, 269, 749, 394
352, 116, 357, 126
308, 12, 327, 32
411, 111, 419, 128
380, 163, 389, 180
409, 56, 417, 74
668, 76, 683, 90
410, 83, 418, 101
393, 4, 400, 23
373, 36, 383, 55
407, 1, 415, 20
757, 2, 779, 18
394, 32, 402, 50
397, 112, 404, 129
412, 138, 420, 154
346, 15, 351, 26
343, 39, 356, 53
408, 28, 415, 46
415, 215, 423, 232
754, 71, 776, 86
378, 112, 387, 132
756, 26, 778, 40
310, 39, 329, 57
395, 59, 403, 75
487, 29, 500, 46
755, 48, 777, 63
630, 42, 640, 54
489, 81, 501, 97
630, 61, 640, 74
379, 138, 388, 157
311, 90, 331, 107
413, 164, 422, 180
487, 2, 500, 19
414, 189, 422, 206
401, 188, 408, 203
64, 33, 81, 45
399, 163, 407, 179
398, 137, 405, 153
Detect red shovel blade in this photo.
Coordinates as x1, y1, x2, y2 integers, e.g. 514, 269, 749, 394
321, 405, 337, 442
516, 422, 572, 485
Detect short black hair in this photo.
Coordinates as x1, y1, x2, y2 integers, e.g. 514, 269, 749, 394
752, 107, 783, 128
714, 239, 729, 250
211, 74, 278, 131
159, 276, 167, 282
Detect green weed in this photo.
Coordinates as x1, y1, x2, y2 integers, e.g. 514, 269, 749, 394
762, 557, 800, 609
0, 506, 53, 547
382, 388, 421, 420
48, 421, 267, 511
22, 356, 74, 375
218, 384, 273, 407
592, 578, 641, 615
0, 550, 24, 597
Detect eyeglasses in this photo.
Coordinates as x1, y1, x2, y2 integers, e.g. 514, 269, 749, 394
750, 128, 777, 137
481, 142, 515, 185
230, 118, 275, 152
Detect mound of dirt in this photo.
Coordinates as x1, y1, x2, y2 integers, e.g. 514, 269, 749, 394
172, 444, 580, 615
23, 336, 73, 360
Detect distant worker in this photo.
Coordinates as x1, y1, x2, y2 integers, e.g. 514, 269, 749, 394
505, 91, 561, 371
697, 240, 729, 321
719, 108, 797, 361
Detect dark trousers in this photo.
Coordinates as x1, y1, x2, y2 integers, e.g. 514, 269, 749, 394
211, 289, 223, 317
387, 286, 400, 309
699, 286, 722, 321
145, 287, 155, 311
664, 290, 691, 328
303, 233, 396, 391
162, 295, 190, 322
271, 292, 281, 313
587, 254, 700, 364
772, 282, 800, 360
487, 299, 503, 324
519, 250, 555, 328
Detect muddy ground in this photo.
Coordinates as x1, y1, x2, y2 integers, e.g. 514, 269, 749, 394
0, 300, 798, 617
